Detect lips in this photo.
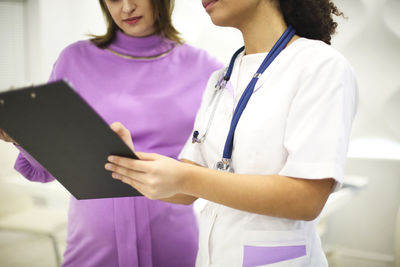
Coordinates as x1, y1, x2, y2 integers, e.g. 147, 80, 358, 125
123, 16, 142, 24
202, 0, 218, 10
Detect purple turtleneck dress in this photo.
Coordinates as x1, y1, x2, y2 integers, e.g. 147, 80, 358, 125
14, 31, 222, 267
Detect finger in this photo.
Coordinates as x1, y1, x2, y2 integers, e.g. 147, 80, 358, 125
105, 162, 146, 181
135, 152, 161, 161
110, 122, 134, 151
107, 156, 152, 173
110, 170, 158, 200
113, 172, 147, 194
111, 170, 144, 184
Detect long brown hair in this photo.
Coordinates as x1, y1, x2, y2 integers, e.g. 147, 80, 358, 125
90, 0, 183, 48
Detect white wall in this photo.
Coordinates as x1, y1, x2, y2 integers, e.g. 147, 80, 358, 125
26, 0, 105, 84
0, 0, 26, 89
333, 0, 400, 143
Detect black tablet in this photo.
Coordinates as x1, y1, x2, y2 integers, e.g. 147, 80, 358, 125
0, 80, 141, 199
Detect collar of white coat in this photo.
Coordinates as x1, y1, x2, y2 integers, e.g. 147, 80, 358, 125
225, 50, 270, 98
220, 37, 305, 100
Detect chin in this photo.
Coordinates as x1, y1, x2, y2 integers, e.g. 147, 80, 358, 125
123, 29, 148, 38
209, 16, 229, 27
208, 10, 235, 28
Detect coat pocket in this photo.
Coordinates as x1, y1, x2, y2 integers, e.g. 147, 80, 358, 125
242, 229, 308, 267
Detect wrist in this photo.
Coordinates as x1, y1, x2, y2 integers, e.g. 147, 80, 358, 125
178, 161, 195, 195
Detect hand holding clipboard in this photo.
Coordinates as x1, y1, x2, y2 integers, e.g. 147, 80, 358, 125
0, 80, 142, 199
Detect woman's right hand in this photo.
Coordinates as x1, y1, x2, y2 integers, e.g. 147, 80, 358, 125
0, 129, 16, 143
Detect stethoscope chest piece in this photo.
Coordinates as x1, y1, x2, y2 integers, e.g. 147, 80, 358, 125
214, 158, 234, 172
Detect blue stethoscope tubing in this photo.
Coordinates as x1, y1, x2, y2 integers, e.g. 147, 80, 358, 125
223, 26, 296, 162
193, 26, 296, 171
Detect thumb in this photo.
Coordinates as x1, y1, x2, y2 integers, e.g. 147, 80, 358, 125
110, 122, 134, 151
135, 152, 161, 161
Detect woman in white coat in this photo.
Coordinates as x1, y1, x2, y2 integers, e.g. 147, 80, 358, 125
105, 0, 358, 266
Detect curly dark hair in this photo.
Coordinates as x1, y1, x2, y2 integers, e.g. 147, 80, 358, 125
277, 0, 344, 45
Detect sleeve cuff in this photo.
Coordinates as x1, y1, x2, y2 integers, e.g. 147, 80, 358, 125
178, 137, 205, 167
14, 145, 44, 170
13, 144, 55, 183
279, 161, 344, 192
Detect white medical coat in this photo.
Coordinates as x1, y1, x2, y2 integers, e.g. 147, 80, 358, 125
179, 38, 358, 267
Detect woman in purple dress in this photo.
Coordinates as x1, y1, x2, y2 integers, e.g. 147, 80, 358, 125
0, 0, 222, 266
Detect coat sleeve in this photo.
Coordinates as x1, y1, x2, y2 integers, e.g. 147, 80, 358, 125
278, 53, 358, 192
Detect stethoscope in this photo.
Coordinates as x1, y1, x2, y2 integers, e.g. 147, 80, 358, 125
192, 26, 296, 172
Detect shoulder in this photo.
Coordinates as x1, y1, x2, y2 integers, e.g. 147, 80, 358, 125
288, 39, 358, 105
55, 40, 98, 63
290, 38, 355, 76
174, 43, 210, 59
49, 40, 100, 82
173, 43, 224, 69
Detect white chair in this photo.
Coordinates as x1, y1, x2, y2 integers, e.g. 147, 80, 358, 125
318, 175, 368, 237
0, 181, 68, 267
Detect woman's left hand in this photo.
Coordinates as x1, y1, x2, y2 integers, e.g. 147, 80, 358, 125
106, 152, 186, 200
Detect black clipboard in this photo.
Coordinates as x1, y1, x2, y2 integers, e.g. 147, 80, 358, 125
0, 80, 142, 199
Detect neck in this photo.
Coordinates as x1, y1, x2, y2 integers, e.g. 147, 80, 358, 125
238, 3, 291, 55
107, 30, 175, 58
